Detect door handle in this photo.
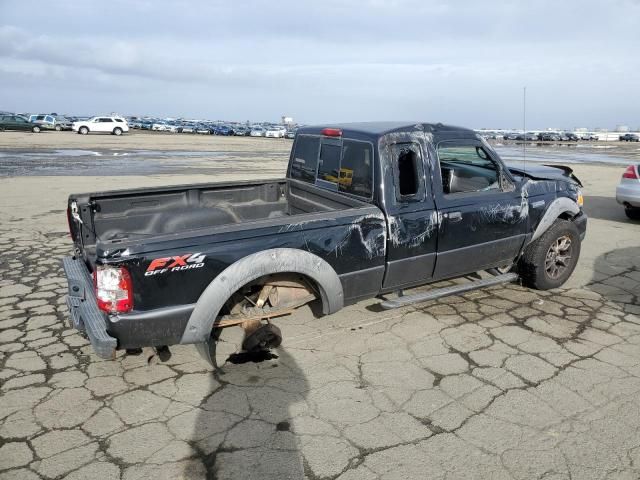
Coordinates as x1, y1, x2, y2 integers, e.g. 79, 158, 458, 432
446, 211, 463, 222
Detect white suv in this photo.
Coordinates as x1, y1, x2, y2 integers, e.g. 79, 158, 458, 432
72, 116, 129, 135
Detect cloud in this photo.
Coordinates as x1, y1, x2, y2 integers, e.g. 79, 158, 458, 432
0, 0, 638, 126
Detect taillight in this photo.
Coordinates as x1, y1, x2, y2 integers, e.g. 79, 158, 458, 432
321, 128, 342, 137
623, 165, 639, 179
94, 265, 133, 314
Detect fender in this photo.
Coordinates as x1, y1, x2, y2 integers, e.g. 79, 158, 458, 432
529, 197, 580, 243
180, 248, 344, 350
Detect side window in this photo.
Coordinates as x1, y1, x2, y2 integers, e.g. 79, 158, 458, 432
391, 143, 424, 201
99, 118, 112, 123
290, 135, 320, 183
115, 118, 123, 122
339, 140, 373, 199
45, 116, 54, 123
437, 143, 500, 195
317, 143, 341, 185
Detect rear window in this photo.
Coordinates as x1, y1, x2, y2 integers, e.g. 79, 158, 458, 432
317, 143, 341, 183
290, 135, 320, 183
290, 134, 374, 199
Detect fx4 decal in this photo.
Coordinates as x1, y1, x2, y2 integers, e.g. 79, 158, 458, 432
145, 253, 206, 276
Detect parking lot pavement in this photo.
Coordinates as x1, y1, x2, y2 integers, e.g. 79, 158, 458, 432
0, 220, 639, 480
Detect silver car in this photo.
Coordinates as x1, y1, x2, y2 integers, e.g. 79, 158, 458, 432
616, 164, 640, 219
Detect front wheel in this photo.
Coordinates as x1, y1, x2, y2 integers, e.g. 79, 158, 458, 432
55, 125, 62, 131
32, 125, 41, 133
113, 127, 123, 136
625, 207, 640, 220
518, 219, 581, 290
79, 126, 89, 135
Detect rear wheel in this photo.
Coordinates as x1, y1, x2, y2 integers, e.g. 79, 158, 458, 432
32, 125, 41, 133
55, 125, 62, 131
625, 207, 640, 220
519, 219, 581, 290
207, 275, 316, 370
113, 127, 123, 136
79, 126, 89, 135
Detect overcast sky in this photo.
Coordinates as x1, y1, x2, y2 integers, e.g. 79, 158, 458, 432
0, 0, 638, 129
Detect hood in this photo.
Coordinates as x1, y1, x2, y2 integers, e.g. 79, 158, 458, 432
506, 162, 583, 187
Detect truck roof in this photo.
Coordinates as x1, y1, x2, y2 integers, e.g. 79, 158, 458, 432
297, 121, 476, 138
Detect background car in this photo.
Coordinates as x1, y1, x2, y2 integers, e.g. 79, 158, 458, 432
250, 126, 266, 137
503, 133, 519, 140
619, 133, 640, 142
563, 132, 579, 141
233, 127, 249, 136
52, 115, 74, 131
0, 114, 43, 132
616, 164, 640, 219
285, 129, 297, 139
515, 132, 537, 141
72, 116, 129, 135
538, 132, 561, 141
28, 114, 56, 131
265, 126, 285, 138
580, 133, 599, 141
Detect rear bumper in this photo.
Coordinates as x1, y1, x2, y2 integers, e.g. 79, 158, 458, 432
616, 184, 640, 207
62, 256, 117, 359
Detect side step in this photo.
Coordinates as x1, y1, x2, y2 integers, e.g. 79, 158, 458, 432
380, 273, 518, 310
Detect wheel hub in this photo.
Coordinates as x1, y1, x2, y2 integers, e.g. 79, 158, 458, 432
545, 235, 572, 279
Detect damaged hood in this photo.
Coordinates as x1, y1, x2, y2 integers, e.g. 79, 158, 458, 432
506, 162, 583, 187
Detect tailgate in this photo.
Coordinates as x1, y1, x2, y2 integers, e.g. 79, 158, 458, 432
62, 256, 117, 359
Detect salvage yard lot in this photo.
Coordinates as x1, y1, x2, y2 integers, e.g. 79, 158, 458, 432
0, 133, 639, 480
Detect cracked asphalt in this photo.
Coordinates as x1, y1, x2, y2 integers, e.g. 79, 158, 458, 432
1, 141, 640, 479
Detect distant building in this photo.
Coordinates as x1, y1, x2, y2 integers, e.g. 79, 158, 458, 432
281, 116, 294, 126
615, 125, 630, 132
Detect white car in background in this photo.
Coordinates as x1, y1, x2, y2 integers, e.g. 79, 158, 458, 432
616, 164, 640, 220
265, 126, 285, 138
250, 126, 266, 137
73, 116, 129, 135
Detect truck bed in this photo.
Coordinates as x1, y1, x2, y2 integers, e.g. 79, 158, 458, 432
69, 178, 380, 263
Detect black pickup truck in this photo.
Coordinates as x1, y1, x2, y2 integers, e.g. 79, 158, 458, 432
63, 122, 586, 368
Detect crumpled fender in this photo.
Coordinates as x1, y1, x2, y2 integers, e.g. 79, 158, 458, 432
180, 248, 344, 349
529, 197, 580, 244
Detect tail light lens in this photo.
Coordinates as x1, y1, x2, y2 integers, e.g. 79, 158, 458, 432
623, 165, 639, 179
94, 265, 133, 314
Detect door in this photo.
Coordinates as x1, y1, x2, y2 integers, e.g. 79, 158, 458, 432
96, 118, 113, 132
432, 139, 527, 279
12, 116, 31, 131
380, 133, 438, 290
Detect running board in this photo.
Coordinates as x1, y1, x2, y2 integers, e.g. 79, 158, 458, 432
380, 273, 518, 310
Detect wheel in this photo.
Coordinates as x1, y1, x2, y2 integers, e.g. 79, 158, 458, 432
518, 219, 581, 290
113, 127, 123, 136
32, 125, 41, 133
55, 125, 62, 131
0, 127, 4, 132
79, 126, 89, 135
625, 207, 640, 220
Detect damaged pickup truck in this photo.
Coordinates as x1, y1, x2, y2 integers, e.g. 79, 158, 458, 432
63, 122, 587, 368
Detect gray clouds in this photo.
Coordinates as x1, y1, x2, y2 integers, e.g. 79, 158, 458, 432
0, 0, 638, 127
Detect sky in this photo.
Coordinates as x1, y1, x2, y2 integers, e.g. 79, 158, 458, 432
0, 0, 638, 129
